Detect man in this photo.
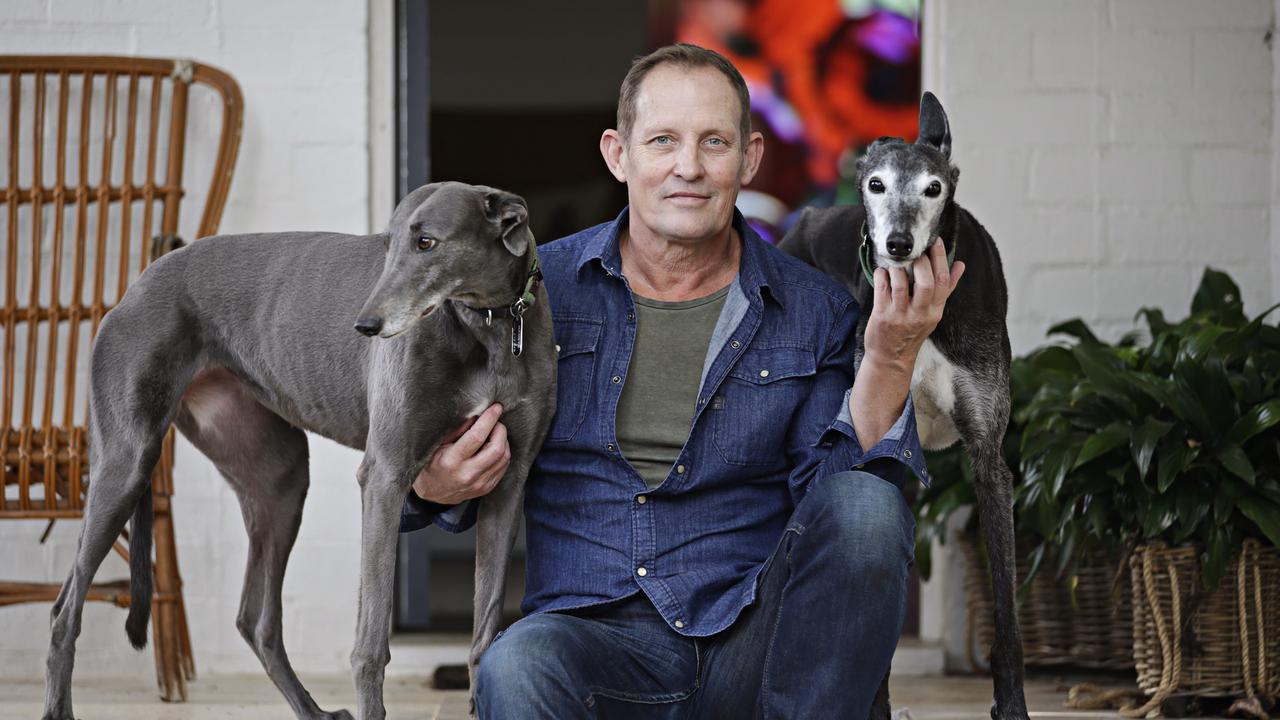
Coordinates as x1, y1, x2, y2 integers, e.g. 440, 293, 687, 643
401, 44, 963, 718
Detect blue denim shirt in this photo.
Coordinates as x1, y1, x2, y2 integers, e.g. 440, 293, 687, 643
401, 209, 928, 637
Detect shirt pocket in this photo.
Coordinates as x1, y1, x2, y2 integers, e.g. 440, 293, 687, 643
711, 344, 817, 466
546, 316, 603, 443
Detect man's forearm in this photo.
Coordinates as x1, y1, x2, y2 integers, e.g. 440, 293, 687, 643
849, 350, 913, 450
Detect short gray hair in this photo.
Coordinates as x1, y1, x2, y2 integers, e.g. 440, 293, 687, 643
616, 43, 751, 147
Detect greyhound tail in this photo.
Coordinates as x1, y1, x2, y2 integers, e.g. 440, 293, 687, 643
125, 487, 153, 649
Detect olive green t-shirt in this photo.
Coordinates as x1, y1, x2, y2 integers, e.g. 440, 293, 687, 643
616, 284, 731, 490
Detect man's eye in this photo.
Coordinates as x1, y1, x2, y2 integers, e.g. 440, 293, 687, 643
706, 137, 725, 146
417, 236, 438, 251
653, 136, 673, 145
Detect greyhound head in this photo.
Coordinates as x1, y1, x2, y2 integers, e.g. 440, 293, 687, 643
354, 181, 533, 338
856, 92, 960, 269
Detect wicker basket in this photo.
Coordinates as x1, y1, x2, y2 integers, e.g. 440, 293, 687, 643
1125, 540, 1280, 715
960, 536, 1133, 670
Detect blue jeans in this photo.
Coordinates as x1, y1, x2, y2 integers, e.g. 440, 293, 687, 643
474, 470, 915, 719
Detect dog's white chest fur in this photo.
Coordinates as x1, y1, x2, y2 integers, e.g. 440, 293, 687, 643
911, 338, 961, 450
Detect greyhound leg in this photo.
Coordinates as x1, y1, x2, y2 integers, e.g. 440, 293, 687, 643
174, 375, 351, 720
959, 392, 1029, 720
469, 458, 528, 676
349, 457, 414, 720
43, 438, 165, 720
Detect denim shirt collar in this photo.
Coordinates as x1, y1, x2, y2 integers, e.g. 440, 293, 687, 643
574, 206, 784, 310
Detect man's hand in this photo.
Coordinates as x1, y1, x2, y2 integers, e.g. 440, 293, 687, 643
863, 239, 966, 371
851, 240, 965, 449
411, 403, 511, 505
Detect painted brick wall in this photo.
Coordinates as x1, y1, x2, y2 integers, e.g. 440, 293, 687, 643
929, 0, 1276, 355
919, 0, 1279, 670
0, 0, 370, 676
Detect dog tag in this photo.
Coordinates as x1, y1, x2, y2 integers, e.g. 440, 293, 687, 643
511, 313, 524, 357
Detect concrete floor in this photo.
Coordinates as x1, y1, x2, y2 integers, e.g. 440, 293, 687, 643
0, 671, 1155, 719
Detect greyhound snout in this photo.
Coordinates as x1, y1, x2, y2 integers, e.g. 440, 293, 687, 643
886, 232, 913, 259
354, 316, 383, 337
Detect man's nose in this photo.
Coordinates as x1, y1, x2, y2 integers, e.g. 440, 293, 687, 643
672, 142, 704, 180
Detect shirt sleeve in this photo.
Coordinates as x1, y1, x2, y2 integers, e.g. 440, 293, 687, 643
784, 299, 930, 503
399, 493, 479, 534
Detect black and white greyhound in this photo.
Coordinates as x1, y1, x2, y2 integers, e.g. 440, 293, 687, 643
780, 92, 1028, 720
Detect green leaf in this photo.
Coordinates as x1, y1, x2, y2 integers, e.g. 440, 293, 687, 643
1156, 443, 1200, 492
1047, 318, 1099, 344
1191, 267, 1246, 325
1073, 422, 1131, 469
1175, 482, 1209, 543
1135, 307, 1170, 335
1238, 494, 1280, 548
1202, 526, 1228, 591
1131, 417, 1175, 480
1215, 445, 1256, 485
1139, 492, 1177, 538
1224, 400, 1280, 446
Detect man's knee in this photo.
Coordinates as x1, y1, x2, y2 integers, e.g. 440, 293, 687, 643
474, 615, 584, 715
800, 471, 914, 573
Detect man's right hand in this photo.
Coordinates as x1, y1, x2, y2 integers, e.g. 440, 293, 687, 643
411, 403, 511, 505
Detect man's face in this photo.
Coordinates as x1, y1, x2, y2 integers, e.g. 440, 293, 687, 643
604, 64, 761, 245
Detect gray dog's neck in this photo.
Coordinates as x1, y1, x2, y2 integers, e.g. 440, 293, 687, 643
445, 302, 520, 360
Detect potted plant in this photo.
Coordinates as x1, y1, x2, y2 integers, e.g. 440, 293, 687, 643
1019, 269, 1280, 716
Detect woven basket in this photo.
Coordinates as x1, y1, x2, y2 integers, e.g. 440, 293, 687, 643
1125, 540, 1280, 716
960, 536, 1133, 670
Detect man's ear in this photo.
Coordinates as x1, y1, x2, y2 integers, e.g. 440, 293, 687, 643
485, 191, 531, 256
600, 129, 627, 183
740, 130, 765, 185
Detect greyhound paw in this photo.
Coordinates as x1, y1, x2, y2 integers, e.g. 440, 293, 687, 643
990, 704, 1030, 720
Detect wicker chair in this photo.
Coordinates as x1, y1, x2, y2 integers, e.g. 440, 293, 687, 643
0, 55, 242, 701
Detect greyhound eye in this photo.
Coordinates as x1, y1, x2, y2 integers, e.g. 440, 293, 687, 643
417, 236, 438, 251
868, 178, 885, 194
925, 181, 942, 198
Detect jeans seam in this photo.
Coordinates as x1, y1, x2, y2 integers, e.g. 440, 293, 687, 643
758, 526, 801, 719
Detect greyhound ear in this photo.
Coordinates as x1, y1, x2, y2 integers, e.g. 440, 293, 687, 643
916, 91, 951, 159
485, 192, 530, 257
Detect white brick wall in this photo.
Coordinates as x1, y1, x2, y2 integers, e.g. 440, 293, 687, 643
920, 0, 1280, 670
0, 0, 370, 677
930, 0, 1277, 355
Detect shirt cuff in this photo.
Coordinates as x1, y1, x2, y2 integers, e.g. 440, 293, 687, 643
825, 388, 931, 485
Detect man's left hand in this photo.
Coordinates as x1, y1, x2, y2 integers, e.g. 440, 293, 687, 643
862, 239, 966, 371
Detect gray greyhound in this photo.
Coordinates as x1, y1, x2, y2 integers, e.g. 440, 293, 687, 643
41, 181, 556, 720
780, 93, 1029, 720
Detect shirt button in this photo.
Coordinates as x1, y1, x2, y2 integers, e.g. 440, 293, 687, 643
730, 340, 741, 349
555, 344, 561, 353
676, 464, 685, 475
606, 443, 615, 452
637, 495, 647, 505
759, 369, 770, 378
674, 619, 685, 629
904, 450, 913, 459
636, 567, 648, 577
628, 312, 635, 321
612, 375, 621, 384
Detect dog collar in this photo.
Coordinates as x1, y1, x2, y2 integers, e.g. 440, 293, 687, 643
858, 221, 956, 286
461, 240, 543, 356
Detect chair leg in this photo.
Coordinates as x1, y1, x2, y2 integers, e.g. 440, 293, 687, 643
150, 452, 193, 702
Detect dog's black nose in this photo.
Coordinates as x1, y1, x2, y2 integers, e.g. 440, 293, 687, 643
354, 317, 383, 336
886, 234, 913, 258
